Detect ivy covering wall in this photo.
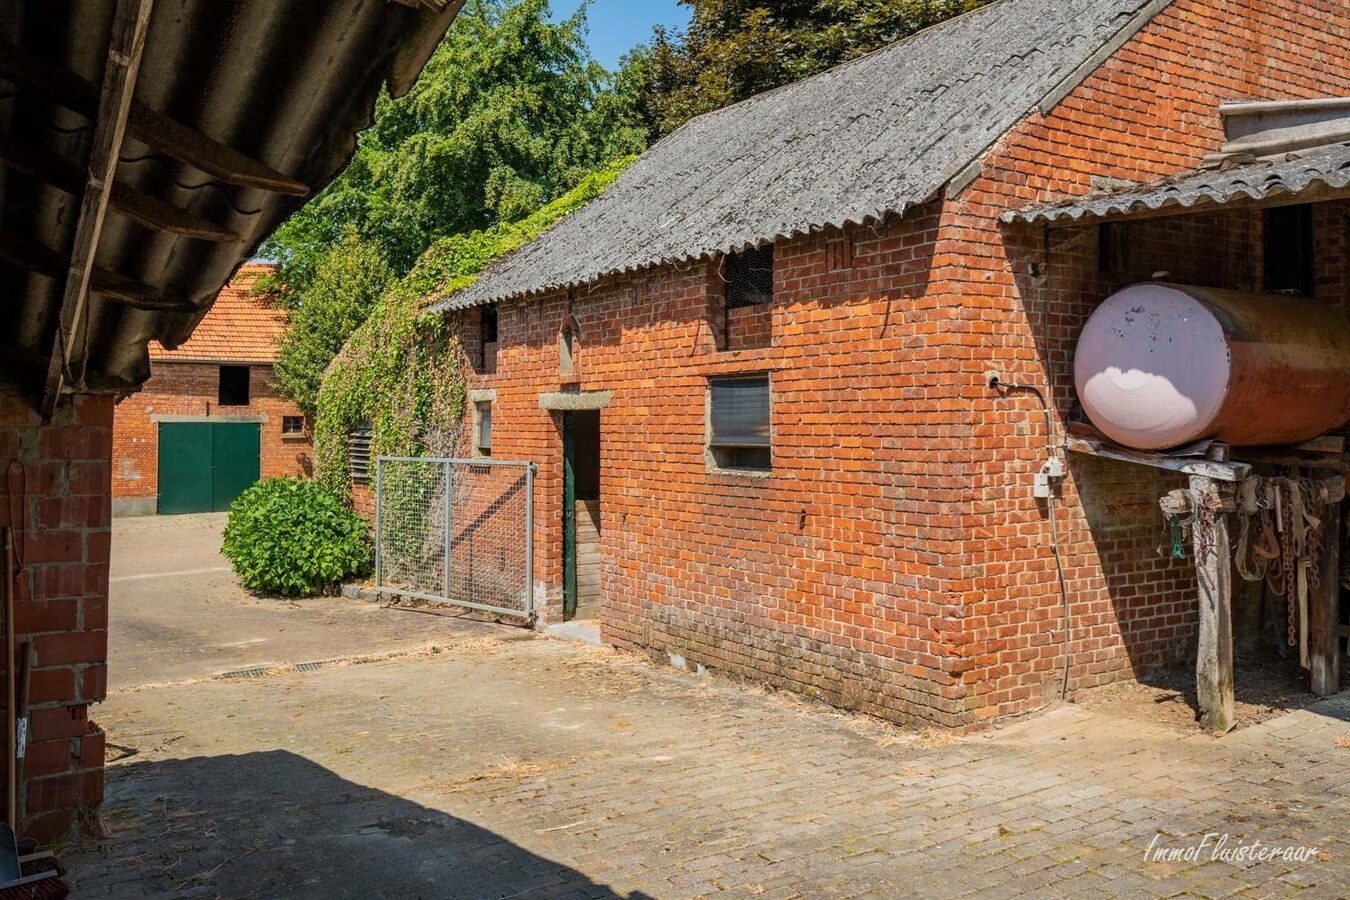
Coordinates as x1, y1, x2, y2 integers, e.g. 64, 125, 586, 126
314, 156, 634, 497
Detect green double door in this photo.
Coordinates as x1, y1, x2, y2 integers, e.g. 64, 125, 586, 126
158, 422, 261, 514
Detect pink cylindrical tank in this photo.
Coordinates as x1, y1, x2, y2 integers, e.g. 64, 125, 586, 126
1074, 283, 1350, 450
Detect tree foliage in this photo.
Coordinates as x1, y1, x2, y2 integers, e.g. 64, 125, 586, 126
266, 0, 643, 284
261, 0, 645, 415
273, 231, 394, 415
630, 0, 994, 139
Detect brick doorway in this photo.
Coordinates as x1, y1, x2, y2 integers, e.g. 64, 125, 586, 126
563, 410, 601, 621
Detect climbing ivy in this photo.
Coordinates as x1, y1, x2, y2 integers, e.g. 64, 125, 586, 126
314, 156, 634, 498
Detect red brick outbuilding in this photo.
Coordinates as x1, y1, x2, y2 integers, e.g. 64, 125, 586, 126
112, 263, 312, 516
426, 0, 1350, 729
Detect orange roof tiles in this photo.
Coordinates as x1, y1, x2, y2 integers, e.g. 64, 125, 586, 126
150, 263, 287, 363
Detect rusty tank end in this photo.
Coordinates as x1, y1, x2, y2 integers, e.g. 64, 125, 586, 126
1073, 283, 1350, 451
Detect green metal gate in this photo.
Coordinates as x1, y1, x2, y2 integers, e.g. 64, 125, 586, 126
157, 422, 261, 514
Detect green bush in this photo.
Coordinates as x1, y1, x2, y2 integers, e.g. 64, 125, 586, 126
222, 478, 373, 597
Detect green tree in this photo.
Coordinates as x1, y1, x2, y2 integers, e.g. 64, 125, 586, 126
263, 0, 644, 288
273, 231, 394, 415
630, 0, 994, 139
264, 0, 646, 412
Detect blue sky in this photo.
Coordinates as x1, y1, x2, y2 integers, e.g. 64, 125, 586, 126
550, 0, 691, 70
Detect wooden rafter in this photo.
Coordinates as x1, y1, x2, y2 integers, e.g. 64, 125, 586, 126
0, 133, 243, 242
0, 39, 309, 197
0, 230, 192, 311
41, 0, 156, 418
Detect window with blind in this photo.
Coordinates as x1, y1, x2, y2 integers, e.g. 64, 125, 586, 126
708, 375, 771, 471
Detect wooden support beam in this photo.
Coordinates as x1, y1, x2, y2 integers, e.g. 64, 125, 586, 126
0, 230, 191, 310
1310, 495, 1343, 696
1066, 436, 1251, 482
40, 0, 155, 417
1190, 475, 1236, 733
0, 133, 244, 242
0, 39, 308, 196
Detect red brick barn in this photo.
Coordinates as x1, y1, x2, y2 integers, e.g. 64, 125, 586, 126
112, 263, 312, 516
0, 0, 461, 843
427, 0, 1350, 730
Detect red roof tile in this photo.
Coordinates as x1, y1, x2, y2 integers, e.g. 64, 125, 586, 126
150, 264, 287, 363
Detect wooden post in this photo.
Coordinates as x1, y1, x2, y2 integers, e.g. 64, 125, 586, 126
1190, 475, 1236, 733
1310, 496, 1342, 697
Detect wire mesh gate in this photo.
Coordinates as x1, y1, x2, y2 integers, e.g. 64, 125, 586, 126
375, 457, 535, 620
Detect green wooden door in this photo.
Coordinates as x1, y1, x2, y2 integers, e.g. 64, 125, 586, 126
211, 423, 261, 512
158, 423, 213, 515
157, 422, 260, 514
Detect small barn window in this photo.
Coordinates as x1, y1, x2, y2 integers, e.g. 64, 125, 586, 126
281, 416, 305, 436
709, 375, 771, 472
475, 401, 492, 456
1264, 204, 1314, 296
481, 304, 499, 373
726, 245, 774, 308
218, 365, 250, 406
347, 425, 372, 485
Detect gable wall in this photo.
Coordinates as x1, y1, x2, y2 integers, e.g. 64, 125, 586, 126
940, 0, 1350, 720
112, 362, 312, 516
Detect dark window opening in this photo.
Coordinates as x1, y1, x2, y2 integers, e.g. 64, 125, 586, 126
1264, 204, 1315, 296
709, 375, 771, 472
476, 401, 492, 456
481, 304, 499, 372
281, 416, 304, 435
218, 365, 250, 406
721, 245, 775, 351
1098, 222, 1129, 275
348, 425, 372, 485
726, 245, 774, 308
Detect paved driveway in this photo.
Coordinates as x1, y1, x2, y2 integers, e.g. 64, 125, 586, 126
69, 538, 1350, 900
110, 514, 501, 688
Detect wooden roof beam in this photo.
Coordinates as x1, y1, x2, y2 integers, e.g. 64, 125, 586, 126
42, 0, 156, 418
0, 230, 193, 312
0, 39, 309, 197
0, 133, 244, 242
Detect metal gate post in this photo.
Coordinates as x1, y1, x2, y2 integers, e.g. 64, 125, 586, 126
374, 457, 383, 592
443, 459, 453, 600
524, 462, 535, 619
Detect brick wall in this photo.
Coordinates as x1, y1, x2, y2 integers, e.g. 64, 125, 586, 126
946, 0, 1350, 720
459, 205, 987, 724
431, 0, 1350, 727
112, 361, 312, 514
0, 392, 111, 842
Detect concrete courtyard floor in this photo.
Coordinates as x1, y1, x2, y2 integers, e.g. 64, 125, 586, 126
68, 517, 1350, 898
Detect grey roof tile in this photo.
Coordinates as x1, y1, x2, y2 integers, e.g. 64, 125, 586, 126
434, 0, 1163, 311
1003, 142, 1350, 223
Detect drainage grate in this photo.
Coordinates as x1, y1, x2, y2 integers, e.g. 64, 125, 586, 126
216, 659, 341, 680
218, 666, 268, 680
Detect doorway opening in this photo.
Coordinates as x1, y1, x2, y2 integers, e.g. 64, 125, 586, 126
563, 410, 601, 621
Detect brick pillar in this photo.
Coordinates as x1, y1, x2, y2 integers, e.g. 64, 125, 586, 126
0, 392, 111, 843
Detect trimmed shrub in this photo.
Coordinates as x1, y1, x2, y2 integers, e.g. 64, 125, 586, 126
222, 477, 373, 597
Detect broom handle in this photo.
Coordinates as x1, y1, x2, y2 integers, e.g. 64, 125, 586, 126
4, 527, 15, 830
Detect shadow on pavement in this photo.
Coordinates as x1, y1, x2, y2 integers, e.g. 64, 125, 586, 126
72, 750, 652, 899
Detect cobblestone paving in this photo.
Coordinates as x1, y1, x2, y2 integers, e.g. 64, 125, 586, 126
69, 635, 1349, 898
